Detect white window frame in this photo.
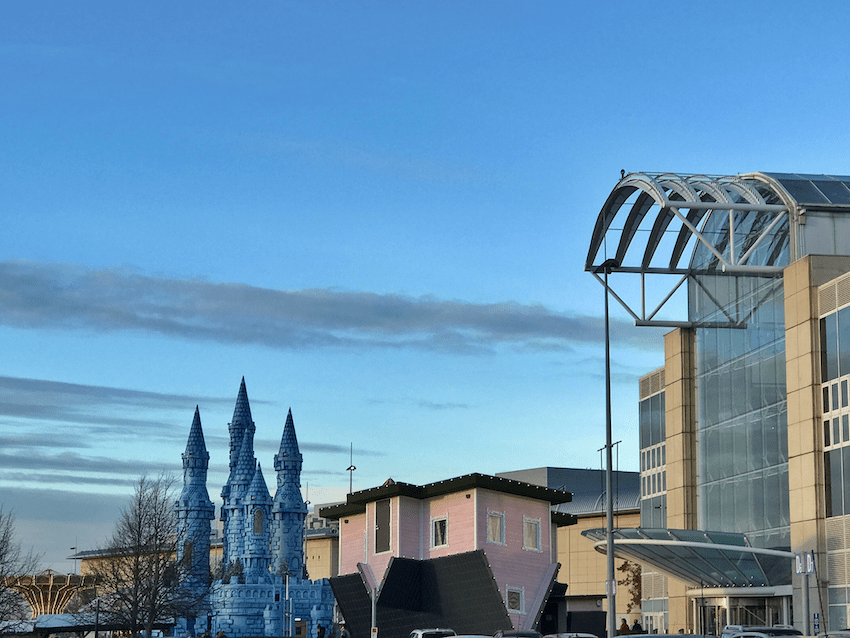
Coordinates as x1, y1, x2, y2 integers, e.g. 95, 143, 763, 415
506, 585, 525, 613
522, 516, 541, 551
486, 511, 505, 545
431, 515, 448, 548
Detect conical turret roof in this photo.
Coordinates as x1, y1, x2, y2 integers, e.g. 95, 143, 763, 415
183, 406, 209, 460
231, 377, 254, 434
277, 408, 301, 460
247, 462, 272, 503
234, 425, 256, 485
227, 377, 255, 473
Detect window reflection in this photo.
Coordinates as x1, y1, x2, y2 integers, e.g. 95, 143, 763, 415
695, 274, 789, 549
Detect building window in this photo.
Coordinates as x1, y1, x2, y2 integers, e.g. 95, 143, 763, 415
432, 516, 448, 547
487, 512, 505, 544
506, 586, 524, 613
183, 540, 193, 566
375, 499, 391, 553
822, 304, 850, 519
522, 517, 541, 551
254, 508, 264, 534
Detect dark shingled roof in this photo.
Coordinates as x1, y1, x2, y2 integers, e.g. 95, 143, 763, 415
330, 550, 512, 638
320, 472, 572, 520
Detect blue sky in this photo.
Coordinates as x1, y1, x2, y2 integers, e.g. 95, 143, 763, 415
1, 1, 848, 571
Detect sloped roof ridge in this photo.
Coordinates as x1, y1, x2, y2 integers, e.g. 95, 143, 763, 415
321, 472, 572, 520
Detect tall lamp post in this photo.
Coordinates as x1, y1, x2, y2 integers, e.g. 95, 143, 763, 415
595, 258, 620, 638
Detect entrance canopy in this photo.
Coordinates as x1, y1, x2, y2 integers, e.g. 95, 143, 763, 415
582, 528, 794, 588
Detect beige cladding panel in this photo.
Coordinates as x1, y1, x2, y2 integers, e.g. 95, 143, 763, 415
784, 255, 850, 629
662, 328, 697, 533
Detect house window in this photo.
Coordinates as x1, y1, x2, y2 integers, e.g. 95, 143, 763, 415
506, 586, 524, 613
375, 499, 391, 553
432, 516, 448, 547
487, 512, 505, 544
523, 516, 541, 551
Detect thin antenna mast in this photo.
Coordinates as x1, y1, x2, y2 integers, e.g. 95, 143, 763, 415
346, 443, 356, 494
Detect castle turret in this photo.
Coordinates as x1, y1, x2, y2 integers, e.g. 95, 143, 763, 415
271, 409, 307, 579
175, 407, 215, 634
221, 379, 256, 568
223, 426, 257, 566
242, 462, 273, 581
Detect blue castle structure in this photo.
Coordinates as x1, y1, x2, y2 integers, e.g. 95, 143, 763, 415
175, 378, 334, 638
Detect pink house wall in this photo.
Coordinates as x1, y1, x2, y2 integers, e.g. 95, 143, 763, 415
338, 496, 423, 580
336, 486, 558, 630
338, 510, 367, 575
339, 492, 484, 578
422, 492, 476, 558
476, 489, 555, 629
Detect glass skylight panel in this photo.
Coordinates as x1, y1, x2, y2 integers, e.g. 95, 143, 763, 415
811, 179, 850, 204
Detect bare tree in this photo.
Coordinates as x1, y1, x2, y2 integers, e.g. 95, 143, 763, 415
616, 559, 642, 613
0, 506, 40, 624
89, 475, 206, 638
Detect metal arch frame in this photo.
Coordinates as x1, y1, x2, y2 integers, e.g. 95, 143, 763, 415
585, 172, 791, 328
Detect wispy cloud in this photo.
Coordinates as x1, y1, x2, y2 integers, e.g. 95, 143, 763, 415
367, 397, 472, 410
0, 374, 238, 444
0, 450, 175, 476
0, 374, 233, 409
252, 438, 385, 457
0, 260, 660, 354
0, 374, 386, 488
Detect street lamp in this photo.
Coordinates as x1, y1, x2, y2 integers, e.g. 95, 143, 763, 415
595, 257, 620, 638
347, 443, 356, 495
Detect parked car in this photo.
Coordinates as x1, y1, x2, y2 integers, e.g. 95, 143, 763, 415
720, 626, 802, 638
544, 633, 598, 638
494, 632, 542, 638
410, 630, 457, 638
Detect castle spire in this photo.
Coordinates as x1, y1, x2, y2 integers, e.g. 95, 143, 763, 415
178, 406, 212, 502
228, 377, 255, 472
278, 409, 301, 462
248, 461, 271, 502
175, 405, 214, 632
221, 378, 257, 567
183, 406, 208, 463
235, 426, 256, 481
272, 408, 307, 579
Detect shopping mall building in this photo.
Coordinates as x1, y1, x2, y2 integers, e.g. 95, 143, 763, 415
584, 173, 850, 635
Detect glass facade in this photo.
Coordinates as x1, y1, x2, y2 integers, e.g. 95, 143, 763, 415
821, 305, 850, 628
690, 207, 790, 551
639, 391, 667, 529
639, 387, 668, 632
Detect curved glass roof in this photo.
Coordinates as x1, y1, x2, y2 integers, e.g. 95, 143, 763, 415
584, 171, 850, 327
581, 527, 793, 588
586, 173, 794, 275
